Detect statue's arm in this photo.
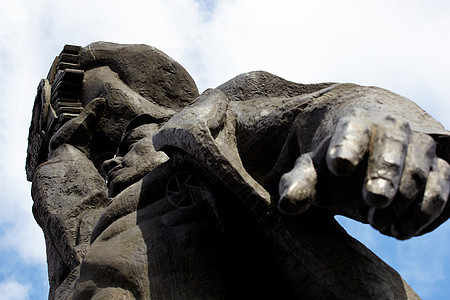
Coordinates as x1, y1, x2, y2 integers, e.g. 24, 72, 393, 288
277, 83, 450, 239
30, 98, 112, 295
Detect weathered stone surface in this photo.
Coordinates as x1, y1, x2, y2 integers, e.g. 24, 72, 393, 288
79, 42, 199, 110
27, 42, 199, 299
27, 42, 450, 299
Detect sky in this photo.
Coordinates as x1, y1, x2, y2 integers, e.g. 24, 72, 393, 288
1, 0, 450, 299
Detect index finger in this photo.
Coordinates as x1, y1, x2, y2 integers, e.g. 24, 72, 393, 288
326, 110, 372, 176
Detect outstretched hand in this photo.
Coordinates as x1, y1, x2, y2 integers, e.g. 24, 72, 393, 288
279, 109, 450, 239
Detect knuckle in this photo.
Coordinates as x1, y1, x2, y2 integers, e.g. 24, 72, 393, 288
436, 158, 450, 178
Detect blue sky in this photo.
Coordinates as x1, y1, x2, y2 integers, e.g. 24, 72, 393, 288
1, 0, 450, 299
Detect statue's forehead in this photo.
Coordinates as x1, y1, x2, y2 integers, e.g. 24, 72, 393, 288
123, 124, 155, 140
118, 124, 157, 155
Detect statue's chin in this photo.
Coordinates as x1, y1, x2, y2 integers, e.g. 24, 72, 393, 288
108, 175, 134, 198
108, 171, 149, 198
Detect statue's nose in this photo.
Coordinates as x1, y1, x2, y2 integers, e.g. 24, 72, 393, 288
102, 156, 123, 173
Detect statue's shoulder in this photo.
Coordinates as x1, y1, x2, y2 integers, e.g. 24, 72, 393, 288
216, 71, 334, 101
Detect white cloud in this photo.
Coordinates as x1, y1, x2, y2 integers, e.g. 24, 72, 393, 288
0, 280, 30, 300
0, 217, 46, 265
187, 0, 450, 127
0, 0, 47, 267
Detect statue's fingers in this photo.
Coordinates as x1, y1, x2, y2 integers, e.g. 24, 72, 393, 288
367, 133, 436, 231
416, 158, 450, 233
363, 116, 411, 208
326, 113, 372, 177
398, 132, 435, 200
278, 153, 317, 215
391, 158, 450, 239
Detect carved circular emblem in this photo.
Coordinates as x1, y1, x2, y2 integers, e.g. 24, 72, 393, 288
166, 172, 205, 209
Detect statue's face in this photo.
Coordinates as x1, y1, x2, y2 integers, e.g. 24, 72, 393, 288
103, 123, 168, 197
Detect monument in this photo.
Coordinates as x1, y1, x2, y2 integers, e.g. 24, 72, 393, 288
27, 42, 450, 299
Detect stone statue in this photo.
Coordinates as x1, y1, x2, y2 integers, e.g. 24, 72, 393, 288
27, 42, 450, 299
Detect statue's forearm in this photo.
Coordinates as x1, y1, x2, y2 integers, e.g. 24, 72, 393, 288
231, 82, 446, 153
294, 83, 448, 153
32, 144, 108, 279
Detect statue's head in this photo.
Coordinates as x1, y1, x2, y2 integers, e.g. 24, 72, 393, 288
102, 113, 169, 197
27, 42, 199, 181
79, 42, 199, 110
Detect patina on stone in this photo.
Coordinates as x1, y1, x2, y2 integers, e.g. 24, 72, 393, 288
27, 42, 450, 299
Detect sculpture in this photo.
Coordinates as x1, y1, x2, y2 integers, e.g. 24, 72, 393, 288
27, 42, 450, 299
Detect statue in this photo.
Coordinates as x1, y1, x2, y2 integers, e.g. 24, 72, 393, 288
27, 42, 450, 299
